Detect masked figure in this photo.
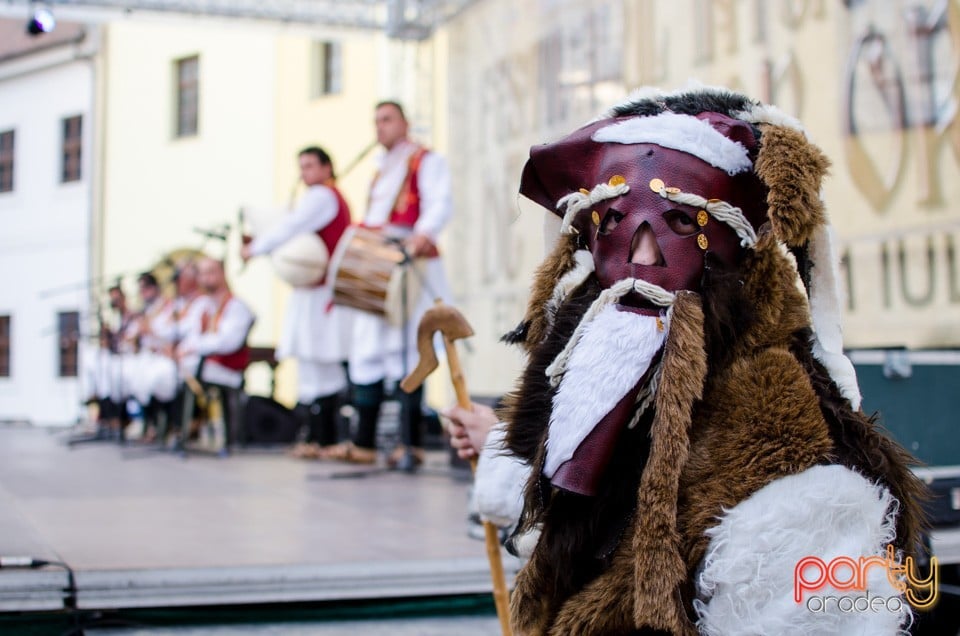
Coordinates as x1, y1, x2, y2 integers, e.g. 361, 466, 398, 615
492, 86, 927, 635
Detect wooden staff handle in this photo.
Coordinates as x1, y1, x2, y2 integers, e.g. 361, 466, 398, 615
442, 334, 472, 410
441, 334, 513, 636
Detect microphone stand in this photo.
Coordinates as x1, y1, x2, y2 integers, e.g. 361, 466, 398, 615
392, 238, 444, 472
67, 293, 126, 447
401, 252, 410, 463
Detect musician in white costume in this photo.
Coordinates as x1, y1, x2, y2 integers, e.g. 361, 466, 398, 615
81, 284, 133, 436
141, 260, 212, 440
122, 272, 179, 439
328, 101, 453, 469
242, 147, 353, 455
133, 274, 180, 402
178, 257, 255, 390
150, 259, 212, 381
170, 258, 254, 449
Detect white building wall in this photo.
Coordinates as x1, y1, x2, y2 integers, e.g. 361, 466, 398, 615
0, 50, 93, 425
99, 20, 277, 375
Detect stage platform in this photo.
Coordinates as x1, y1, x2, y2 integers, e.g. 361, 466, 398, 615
0, 424, 520, 621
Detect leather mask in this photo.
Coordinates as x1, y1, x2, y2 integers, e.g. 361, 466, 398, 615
520, 112, 768, 299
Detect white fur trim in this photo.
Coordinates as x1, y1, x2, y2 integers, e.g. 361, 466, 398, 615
808, 224, 862, 411
544, 307, 665, 478
545, 277, 673, 387
694, 465, 909, 636
474, 420, 530, 528
545, 250, 595, 329
511, 523, 542, 561
592, 112, 753, 176
734, 102, 809, 137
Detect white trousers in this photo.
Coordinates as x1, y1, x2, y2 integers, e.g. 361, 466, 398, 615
297, 359, 347, 403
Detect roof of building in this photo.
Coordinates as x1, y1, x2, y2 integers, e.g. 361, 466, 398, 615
0, 18, 87, 63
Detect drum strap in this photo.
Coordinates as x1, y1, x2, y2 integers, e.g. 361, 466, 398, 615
367, 145, 429, 229
363, 146, 439, 259
386, 146, 428, 228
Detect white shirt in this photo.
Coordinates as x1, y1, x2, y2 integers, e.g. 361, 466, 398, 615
190, 294, 255, 389
195, 295, 255, 357
140, 297, 173, 351
152, 293, 212, 349
365, 140, 453, 241
248, 185, 340, 257
345, 140, 455, 385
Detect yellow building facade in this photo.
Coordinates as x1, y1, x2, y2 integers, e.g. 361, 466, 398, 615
439, 0, 960, 398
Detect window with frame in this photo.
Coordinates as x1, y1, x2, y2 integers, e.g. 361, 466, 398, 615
0, 315, 10, 377
62, 115, 82, 182
310, 41, 342, 98
175, 55, 200, 137
57, 311, 79, 378
0, 130, 14, 193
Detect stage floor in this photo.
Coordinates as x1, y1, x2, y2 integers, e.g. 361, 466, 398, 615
0, 424, 519, 618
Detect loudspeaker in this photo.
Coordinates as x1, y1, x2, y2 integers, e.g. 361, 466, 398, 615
241, 396, 300, 446
923, 476, 960, 527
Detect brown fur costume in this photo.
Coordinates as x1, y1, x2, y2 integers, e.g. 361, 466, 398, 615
500, 89, 927, 635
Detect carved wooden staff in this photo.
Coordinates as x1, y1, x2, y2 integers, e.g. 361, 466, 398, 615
400, 301, 513, 636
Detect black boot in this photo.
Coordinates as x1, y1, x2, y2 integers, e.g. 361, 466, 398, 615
309, 394, 340, 447
351, 380, 384, 451
293, 402, 312, 443
391, 386, 424, 473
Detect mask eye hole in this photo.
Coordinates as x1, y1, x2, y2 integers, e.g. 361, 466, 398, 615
599, 209, 624, 236
664, 209, 698, 236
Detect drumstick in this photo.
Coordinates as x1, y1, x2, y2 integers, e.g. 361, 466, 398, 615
339, 139, 379, 179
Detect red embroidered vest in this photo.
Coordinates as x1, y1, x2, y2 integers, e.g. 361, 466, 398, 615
317, 184, 352, 284
377, 146, 439, 258
387, 146, 428, 227
201, 294, 250, 371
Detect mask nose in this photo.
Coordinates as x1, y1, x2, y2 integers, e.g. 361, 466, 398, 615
630, 222, 664, 266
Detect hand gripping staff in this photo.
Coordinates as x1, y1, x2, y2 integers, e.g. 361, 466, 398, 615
400, 300, 513, 636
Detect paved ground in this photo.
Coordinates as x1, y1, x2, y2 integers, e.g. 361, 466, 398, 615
86, 616, 501, 635
7, 423, 956, 635
0, 423, 519, 617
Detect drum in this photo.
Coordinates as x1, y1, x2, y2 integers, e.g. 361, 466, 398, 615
240, 206, 329, 288
270, 233, 329, 288
327, 226, 423, 326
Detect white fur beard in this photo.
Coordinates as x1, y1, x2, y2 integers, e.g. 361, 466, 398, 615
543, 305, 666, 479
